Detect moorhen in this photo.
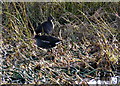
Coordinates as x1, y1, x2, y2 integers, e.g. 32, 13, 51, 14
34, 35, 61, 49
35, 16, 54, 35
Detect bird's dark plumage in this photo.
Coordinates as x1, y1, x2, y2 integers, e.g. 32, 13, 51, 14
35, 16, 54, 34
34, 35, 61, 49
35, 23, 42, 34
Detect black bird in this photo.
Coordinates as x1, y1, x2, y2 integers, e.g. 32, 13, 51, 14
34, 35, 61, 49
35, 23, 42, 34
35, 16, 54, 34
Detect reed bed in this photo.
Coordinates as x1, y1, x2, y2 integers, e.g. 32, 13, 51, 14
1, 2, 120, 85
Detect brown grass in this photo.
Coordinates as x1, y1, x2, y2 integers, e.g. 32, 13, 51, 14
1, 2, 120, 85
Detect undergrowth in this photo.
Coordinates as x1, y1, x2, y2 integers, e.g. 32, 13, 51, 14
1, 2, 120, 85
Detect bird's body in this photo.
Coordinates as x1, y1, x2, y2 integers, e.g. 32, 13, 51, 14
35, 16, 54, 35
42, 20, 54, 34
34, 35, 61, 49
35, 23, 42, 34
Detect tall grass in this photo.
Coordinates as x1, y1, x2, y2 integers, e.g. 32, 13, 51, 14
1, 2, 119, 84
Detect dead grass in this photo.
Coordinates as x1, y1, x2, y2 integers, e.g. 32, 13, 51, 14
1, 2, 120, 85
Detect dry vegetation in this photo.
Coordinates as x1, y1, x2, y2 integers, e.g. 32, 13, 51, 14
1, 2, 120, 85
